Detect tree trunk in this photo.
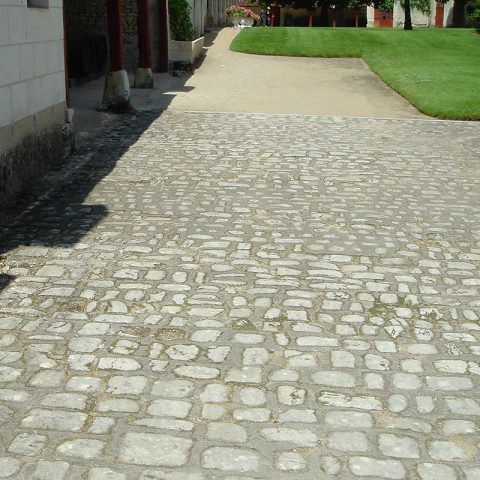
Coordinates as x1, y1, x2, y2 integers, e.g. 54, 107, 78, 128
404, 0, 413, 30
137, 0, 153, 69
309, 10, 313, 27
158, 0, 169, 72
106, 0, 125, 71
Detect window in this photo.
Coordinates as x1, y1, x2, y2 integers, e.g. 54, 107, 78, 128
27, 0, 49, 8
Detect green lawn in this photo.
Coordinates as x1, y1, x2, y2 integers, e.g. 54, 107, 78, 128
230, 28, 480, 120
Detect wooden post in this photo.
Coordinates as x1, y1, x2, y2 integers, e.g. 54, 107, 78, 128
103, 0, 131, 111
158, 0, 169, 72
134, 0, 154, 87
106, 0, 124, 71
137, 0, 153, 68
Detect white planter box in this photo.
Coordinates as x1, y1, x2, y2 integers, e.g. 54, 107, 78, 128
169, 37, 205, 63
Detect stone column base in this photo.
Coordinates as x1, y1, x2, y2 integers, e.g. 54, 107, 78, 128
102, 70, 132, 112
134, 67, 154, 89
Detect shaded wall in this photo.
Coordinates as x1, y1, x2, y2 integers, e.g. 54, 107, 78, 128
65, 0, 140, 72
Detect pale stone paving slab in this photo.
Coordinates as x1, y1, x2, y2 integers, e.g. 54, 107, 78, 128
0, 111, 479, 478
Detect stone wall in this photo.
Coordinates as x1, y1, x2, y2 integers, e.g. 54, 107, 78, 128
65, 0, 139, 72
0, 119, 74, 205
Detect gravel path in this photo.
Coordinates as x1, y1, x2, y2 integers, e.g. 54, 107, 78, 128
168, 28, 425, 118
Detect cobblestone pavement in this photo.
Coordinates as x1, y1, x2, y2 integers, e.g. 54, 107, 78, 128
1, 111, 480, 479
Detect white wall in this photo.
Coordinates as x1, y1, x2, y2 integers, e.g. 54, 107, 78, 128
0, 0, 66, 132
444, 0, 454, 25
366, 5, 374, 27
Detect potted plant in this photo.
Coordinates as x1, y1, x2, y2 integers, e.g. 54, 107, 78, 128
168, 0, 205, 64
226, 5, 260, 28
242, 8, 261, 27
226, 6, 245, 28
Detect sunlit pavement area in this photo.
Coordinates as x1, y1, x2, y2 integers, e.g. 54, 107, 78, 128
0, 28, 479, 480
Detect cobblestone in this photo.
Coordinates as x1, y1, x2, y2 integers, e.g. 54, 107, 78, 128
207, 422, 248, 442
201, 447, 259, 472
275, 451, 307, 472
0, 111, 479, 478
0, 457, 21, 478
33, 460, 70, 480
119, 433, 192, 467
57, 438, 105, 459
378, 433, 420, 459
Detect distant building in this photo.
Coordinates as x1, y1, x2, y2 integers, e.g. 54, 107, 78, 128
367, 0, 476, 28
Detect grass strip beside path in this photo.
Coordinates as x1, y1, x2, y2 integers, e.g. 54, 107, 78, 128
230, 28, 480, 120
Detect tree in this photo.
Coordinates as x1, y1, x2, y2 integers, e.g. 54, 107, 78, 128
288, 0, 319, 26
347, 0, 370, 26
267, 0, 347, 27
347, 0, 432, 30
168, 0, 195, 40
403, 0, 412, 29
403, 0, 433, 29
347, 0, 394, 16
471, 0, 480, 32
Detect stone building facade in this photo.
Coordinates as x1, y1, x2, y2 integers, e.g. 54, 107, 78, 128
65, 0, 233, 74
367, 0, 476, 28
0, 0, 73, 205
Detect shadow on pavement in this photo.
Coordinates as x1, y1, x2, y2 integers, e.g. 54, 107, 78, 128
0, 30, 222, 293
71, 29, 220, 151
0, 274, 13, 292
0, 111, 159, 294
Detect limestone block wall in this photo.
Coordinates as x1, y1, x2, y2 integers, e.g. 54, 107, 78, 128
0, 0, 66, 142
0, 0, 71, 204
